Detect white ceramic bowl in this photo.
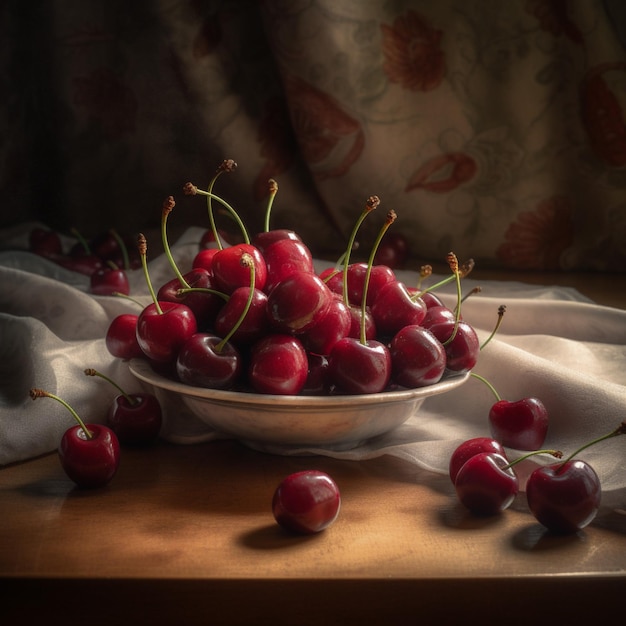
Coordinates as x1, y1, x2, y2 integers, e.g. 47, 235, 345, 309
129, 358, 469, 452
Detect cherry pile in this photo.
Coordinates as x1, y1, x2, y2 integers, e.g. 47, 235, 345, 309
105, 161, 481, 396
29, 225, 139, 296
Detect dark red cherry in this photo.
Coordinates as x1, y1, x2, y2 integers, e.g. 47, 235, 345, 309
29, 227, 63, 256
370, 280, 427, 337
448, 437, 508, 484
346, 262, 396, 306
108, 392, 162, 445
90, 266, 130, 296
252, 229, 303, 255
212, 243, 268, 294
214, 286, 270, 347
302, 296, 352, 356
428, 320, 480, 373
136, 301, 197, 363
248, 334, 309, 395
266, 271, 333, 334
328, 337, 391, 394
489, 397, 549, 451
263, 238, 314, 293
105, 313, 143, 360
454, 452, 518, 516
175, 332, 242, 390
525, 460, 601, 534
389, 325, 446, 388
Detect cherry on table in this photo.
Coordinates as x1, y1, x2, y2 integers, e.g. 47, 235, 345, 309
448, 437, 508, 484
272, 470, 341, 534
29, 388, 120, 488
84, 368, 162, 445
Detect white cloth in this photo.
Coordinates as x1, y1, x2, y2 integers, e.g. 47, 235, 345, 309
1, 224, 625, 500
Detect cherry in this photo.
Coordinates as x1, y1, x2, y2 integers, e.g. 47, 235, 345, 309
526, 422, 626, 534
428, 319, 480, 373
454, 452, 519, 516
212, 243, 268, 294
90, 263, 130, 296
84, 368, 162, 445
266, 271, 333, 334
373, 232, 410, 269
248, 334, 309, 395
214, 286, 269, 347
302, 353, 331, 395
272, 470, 341, 534
29, 387, 120, 488
421, 304, 456, 329
262, 237, 315, 293
448, 437, 507, 484
192, 247, 219, 273
345, 261, 396, 307
370, 279, 427, 337
135, 233, 197, 363
389, 324, 446, 388
105, 313, 143, 360
29, 227, 63, 256
176, 332, 242, 389
471, 372, 549, 451
301, 295, 351, 356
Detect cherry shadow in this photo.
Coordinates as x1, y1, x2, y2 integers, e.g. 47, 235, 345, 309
237, 523, 323, 550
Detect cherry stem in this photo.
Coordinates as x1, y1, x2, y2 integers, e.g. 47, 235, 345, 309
442, 252, 462, 347
480, 305, 506, 350
112, 291, 145, 308
29, 388, 93, 440
470, 372, 501, 402
414, 258, 474, 300
416, 265, 432, 291
557, 421, 626, 471
137, 233, 162, 314
263, 179, 279, 232
503, 448, 563, 470
84, 368, 137, 406
359, 209, 397, 344
70, 227, 92, 255
215, 253, 255, 352
461, 286, 482, 304
342, 196, 380, 307
160, 196, 191, 290
109, 229, 130, 270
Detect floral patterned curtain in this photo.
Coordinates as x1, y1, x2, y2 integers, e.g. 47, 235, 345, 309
2, 0, 626, 271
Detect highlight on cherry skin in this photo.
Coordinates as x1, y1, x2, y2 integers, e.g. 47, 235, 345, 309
272, 470, 341, 535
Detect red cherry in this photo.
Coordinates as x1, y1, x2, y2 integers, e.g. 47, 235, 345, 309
266, 271, 333, 334
272, 470, 341, 534
214, 286, 270, 347
252, 228, 303, 255
421, 304, 457, 329
489, 397, 549, 451
373, 232, 410, 269
29, 388, 120, 489
345, 262, 396, 306
108, 392, 162, 445
454, 452, 519, 516
389, 325, 446, 388
262, 237, 314, 293
248, 334, 308, 395
428, 319, 480, 373
105, 314, 143, 360
328, 337, 391, 394
526, 460, 601, 534
29, 227, 63, 256
136, 301, 197, 363
301, 296, 352, 356
90, 266, 130, 296
448, 437, 508, 484
370, 280, 427, 337
192, 247, 219, 273
175, 333, 242, 390
211, 243, 267, 294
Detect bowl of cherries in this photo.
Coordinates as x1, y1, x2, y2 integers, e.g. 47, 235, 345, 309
116, 165, 480, 452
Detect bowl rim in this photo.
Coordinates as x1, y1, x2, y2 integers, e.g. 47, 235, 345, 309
128, 358, 470, 408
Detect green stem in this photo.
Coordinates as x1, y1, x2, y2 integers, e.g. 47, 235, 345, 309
263, 179, 278, 232
556, 422, 626, 471
138, 233, 162, 314
70, 227, 92, 255
503, 449, 563, 470
29, 389, 93, 439
470, 372, 501, 402
161, 199, 190, 289
194, 190, 250, 244
84, 368, 136, 406
109, 229, 130, 270
480, 305, 506, 350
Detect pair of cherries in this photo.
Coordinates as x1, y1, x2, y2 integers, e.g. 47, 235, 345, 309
29, 369, 162, 489
449, 422, 626, 534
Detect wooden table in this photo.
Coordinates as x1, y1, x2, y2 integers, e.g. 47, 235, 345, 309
2, 271, 626, 626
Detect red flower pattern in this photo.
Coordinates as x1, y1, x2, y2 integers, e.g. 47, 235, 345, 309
496, 196, 574, 270
380, 10, 445, 92
284, 75, 364, 181
73, 67, 137, 138
580, 63, 626, 168
406, 152, 478, 193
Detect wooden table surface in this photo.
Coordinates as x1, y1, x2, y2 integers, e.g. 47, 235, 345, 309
2, 270, 626, 626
